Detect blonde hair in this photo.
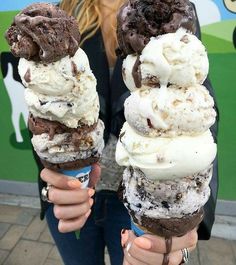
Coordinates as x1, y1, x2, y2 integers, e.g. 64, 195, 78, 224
60, 0, 124, 60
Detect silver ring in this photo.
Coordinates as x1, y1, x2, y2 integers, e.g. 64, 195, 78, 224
41, 184, 52, 203
181, 248, 189, 264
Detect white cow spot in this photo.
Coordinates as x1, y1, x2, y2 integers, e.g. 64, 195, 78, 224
3, 63, 29, 143
191, 0, 221, 26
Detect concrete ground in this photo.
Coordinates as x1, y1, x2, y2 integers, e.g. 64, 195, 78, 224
0, 196, 236, 265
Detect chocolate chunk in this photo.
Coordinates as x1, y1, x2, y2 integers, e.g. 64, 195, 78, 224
39, 100, 47, 106
176, 193, 183, 201
119, 131, 126, 143
24, 68, 31, 82
180, 34, 189, 43
161, 201, 170, 209
147, 118, 153, 128
137, 183, 147, 200
71, 61, 78, 76
132, 55, 142, 88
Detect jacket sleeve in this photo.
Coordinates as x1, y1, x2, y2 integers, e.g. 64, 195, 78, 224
192, 2, 219, 240
198, 77, 219, 240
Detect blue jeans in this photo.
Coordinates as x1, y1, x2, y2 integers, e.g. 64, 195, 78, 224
46, 190, 131, 265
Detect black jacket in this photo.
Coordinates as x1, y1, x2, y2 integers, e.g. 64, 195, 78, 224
36, 4, 219, 240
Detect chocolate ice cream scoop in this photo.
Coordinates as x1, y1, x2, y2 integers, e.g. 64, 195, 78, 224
116, 0, 196, 58
5, 3, 81, 63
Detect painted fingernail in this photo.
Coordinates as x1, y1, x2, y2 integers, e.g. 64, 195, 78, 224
121, 229, 129, 247
85, 209, 91, 218
121, 229, 126, 234
89, 198, 94, 207
67, 179, 81, 188
134, 237, 152, 250
88, 188, 95, 197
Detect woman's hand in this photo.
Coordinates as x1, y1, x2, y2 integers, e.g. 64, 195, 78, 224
121, 229, 198, 265
40, 163, 101, 233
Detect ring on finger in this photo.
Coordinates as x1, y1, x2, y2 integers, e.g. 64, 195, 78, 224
180, 248, 189, 264
41, 184, 53, 203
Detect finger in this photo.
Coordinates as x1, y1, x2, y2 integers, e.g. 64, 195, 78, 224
124, 244, 148, 265
168, 246, 196, 265
53, 199, 93, 219
128, 239, 163, 265
48, 186, 90, 205
134, 229, 198, 253
123, 259, 131, 265
123, 231, 149, 265
58, 214, 88, 233
127, 243, 196, 265
121, 229, 130, 247
121, 230, 136, 248
89, 163, 101, 188
41, 168, 74, 190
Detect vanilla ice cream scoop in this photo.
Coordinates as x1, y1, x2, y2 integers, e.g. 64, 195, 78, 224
116, 122, 217, 181
124, 85, 216, 137
20, 48, 99, 128
122, 29, 209, 91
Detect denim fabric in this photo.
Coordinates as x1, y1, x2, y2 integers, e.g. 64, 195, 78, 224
45, 190, 131, 265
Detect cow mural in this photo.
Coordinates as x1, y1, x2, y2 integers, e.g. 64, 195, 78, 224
1, 53, 29, 143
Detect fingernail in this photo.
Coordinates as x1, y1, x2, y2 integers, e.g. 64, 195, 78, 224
121, 229, 126, 234
67, 179, 81, 188
121, 229, 129, 247
89, 198, 94, 207
85, 209, 91, 218
88, 188, 95, 197
134, 237, 152, 250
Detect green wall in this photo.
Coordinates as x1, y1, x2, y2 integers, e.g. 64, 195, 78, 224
0, 11, 38, 182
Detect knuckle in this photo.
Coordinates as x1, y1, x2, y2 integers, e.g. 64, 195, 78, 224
48, 188, 57, 202
84, 202, 91, 212
169, 253, 181, 265
74, 217, 86, 230
76, 203, 89, 216
187, 231, 198, 247
128, 243, 136, 257
77, 190, 88, 202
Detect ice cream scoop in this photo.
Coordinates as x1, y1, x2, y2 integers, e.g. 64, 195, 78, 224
122, 29, 209, 90
123, 166, 212, 218
18, 48, 94, 96
116, 122, 217, 180
116, 0, 196, 57
20, 47, 99, 128
5, 3, 80, 63
31, 119, 104, 165
124, 84, 216, 137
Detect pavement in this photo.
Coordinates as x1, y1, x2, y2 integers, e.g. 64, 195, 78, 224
0, 195, 236, 265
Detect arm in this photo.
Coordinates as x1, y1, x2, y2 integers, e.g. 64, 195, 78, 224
198, 77, 219, 240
